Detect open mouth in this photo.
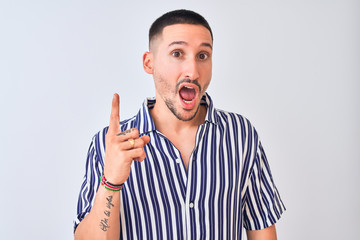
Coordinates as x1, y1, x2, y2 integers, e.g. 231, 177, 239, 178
180, 86, 196, 103
179, 84, 198, 109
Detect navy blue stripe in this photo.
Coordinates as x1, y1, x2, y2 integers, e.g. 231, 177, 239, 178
142, 140, 163, 237
133, 161, 153, 238
126, 173, 143, 239
198, 123, 209, 237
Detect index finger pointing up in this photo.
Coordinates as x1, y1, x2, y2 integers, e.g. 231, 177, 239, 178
108, 93, 120, 134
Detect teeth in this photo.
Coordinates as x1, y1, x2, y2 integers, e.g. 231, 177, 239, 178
183, 99, 193, 104
184, 86, 194, 89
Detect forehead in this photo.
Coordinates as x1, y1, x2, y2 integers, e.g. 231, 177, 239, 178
154, 24, 213, 48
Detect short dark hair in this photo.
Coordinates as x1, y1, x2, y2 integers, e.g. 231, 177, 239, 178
149, 9, 213, 47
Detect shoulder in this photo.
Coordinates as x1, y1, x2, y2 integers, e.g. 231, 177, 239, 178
215, 108, 255, 129
214, 108, 260, 143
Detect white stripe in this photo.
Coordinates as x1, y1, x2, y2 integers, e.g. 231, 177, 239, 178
194, 125, 205, 240
99, 129, 106, 160
150, 136, 171, 239
228, 114, 237, 240
248, 164, 264, 229
233, 115, 243, 238
222, 112, 231, 239
129, 166, 146, 239
245, 198, 255, 230
241, 119, 250, 198
203, 124, 213, 239
120, 194, 127, 239
213, 121, 222, 239
185, 157, 193, 238
139, 157, 157, 239
262, 160, 279, 225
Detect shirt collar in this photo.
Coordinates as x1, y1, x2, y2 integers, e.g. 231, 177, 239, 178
135, 92, 219, 136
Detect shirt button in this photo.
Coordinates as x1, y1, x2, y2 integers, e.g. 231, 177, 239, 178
189, 202, 194, 208
176, 158, 181, 164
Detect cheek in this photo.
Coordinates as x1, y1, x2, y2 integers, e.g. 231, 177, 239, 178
203, 81, 211, 93
155, 61, 181, 80
199, 64, 212, 92
200, 63, 212, 78
153, 68, 174, 93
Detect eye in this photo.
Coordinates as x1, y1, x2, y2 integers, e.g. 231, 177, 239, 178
198, 52, 209, 60
171, 51, 182, 58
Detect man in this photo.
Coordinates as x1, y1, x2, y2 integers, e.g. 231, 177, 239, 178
74, 9, 285, 240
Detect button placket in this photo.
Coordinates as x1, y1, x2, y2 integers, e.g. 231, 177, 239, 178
184, 123, 208, 239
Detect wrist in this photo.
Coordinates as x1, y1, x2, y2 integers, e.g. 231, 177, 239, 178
103, 167, 127, 185
101, 172, 124, 192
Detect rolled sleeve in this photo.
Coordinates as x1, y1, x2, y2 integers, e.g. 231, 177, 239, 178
243, 140, 285, 230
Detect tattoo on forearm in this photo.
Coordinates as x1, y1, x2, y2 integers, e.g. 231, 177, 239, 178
99, 195, 115, 232
106, 196, 115, 209
100, 218, 110, 232
116, 128, 135, 136
104, 210, 110, 217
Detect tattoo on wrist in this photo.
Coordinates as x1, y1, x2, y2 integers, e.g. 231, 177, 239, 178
99, 195, 115, 232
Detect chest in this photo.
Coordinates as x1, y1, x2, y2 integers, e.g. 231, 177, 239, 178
166, 130, 197, 170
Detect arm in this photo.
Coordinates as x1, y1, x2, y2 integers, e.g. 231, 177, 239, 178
75, 94, 150, 240
74, 188, 121, 240
246, 224, 277, 240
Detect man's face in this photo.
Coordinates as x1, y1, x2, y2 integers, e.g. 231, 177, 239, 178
147, 24, 213, 121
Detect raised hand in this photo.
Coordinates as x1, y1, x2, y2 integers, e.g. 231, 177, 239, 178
103, 93, 150, 185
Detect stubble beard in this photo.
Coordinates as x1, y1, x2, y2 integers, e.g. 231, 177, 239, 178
164, 97, 201, 122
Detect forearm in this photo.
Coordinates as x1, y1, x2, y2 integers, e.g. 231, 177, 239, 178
246, 224, 277, 240
74, 187, 121, 240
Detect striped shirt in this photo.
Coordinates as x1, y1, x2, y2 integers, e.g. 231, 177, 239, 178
74, 93, 285, 239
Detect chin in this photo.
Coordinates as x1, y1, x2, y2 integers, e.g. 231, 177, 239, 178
167, 102, 200, 122
177, 112, 198, 122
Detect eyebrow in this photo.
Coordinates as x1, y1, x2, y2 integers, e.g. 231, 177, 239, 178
168, 41, 213, 50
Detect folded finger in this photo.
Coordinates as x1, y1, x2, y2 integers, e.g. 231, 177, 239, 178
116, 128, 140, 141
121, 136, 149, 150
128, 148, 147, 161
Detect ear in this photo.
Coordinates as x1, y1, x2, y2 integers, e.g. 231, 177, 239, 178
143, 51, 153, 74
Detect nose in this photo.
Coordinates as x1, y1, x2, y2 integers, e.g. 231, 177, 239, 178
183, 58, 200, 80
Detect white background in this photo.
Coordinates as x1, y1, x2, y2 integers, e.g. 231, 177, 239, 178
0, 0, 359, 239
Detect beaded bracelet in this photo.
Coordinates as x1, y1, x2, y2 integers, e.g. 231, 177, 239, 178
101, 172, 124, 192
